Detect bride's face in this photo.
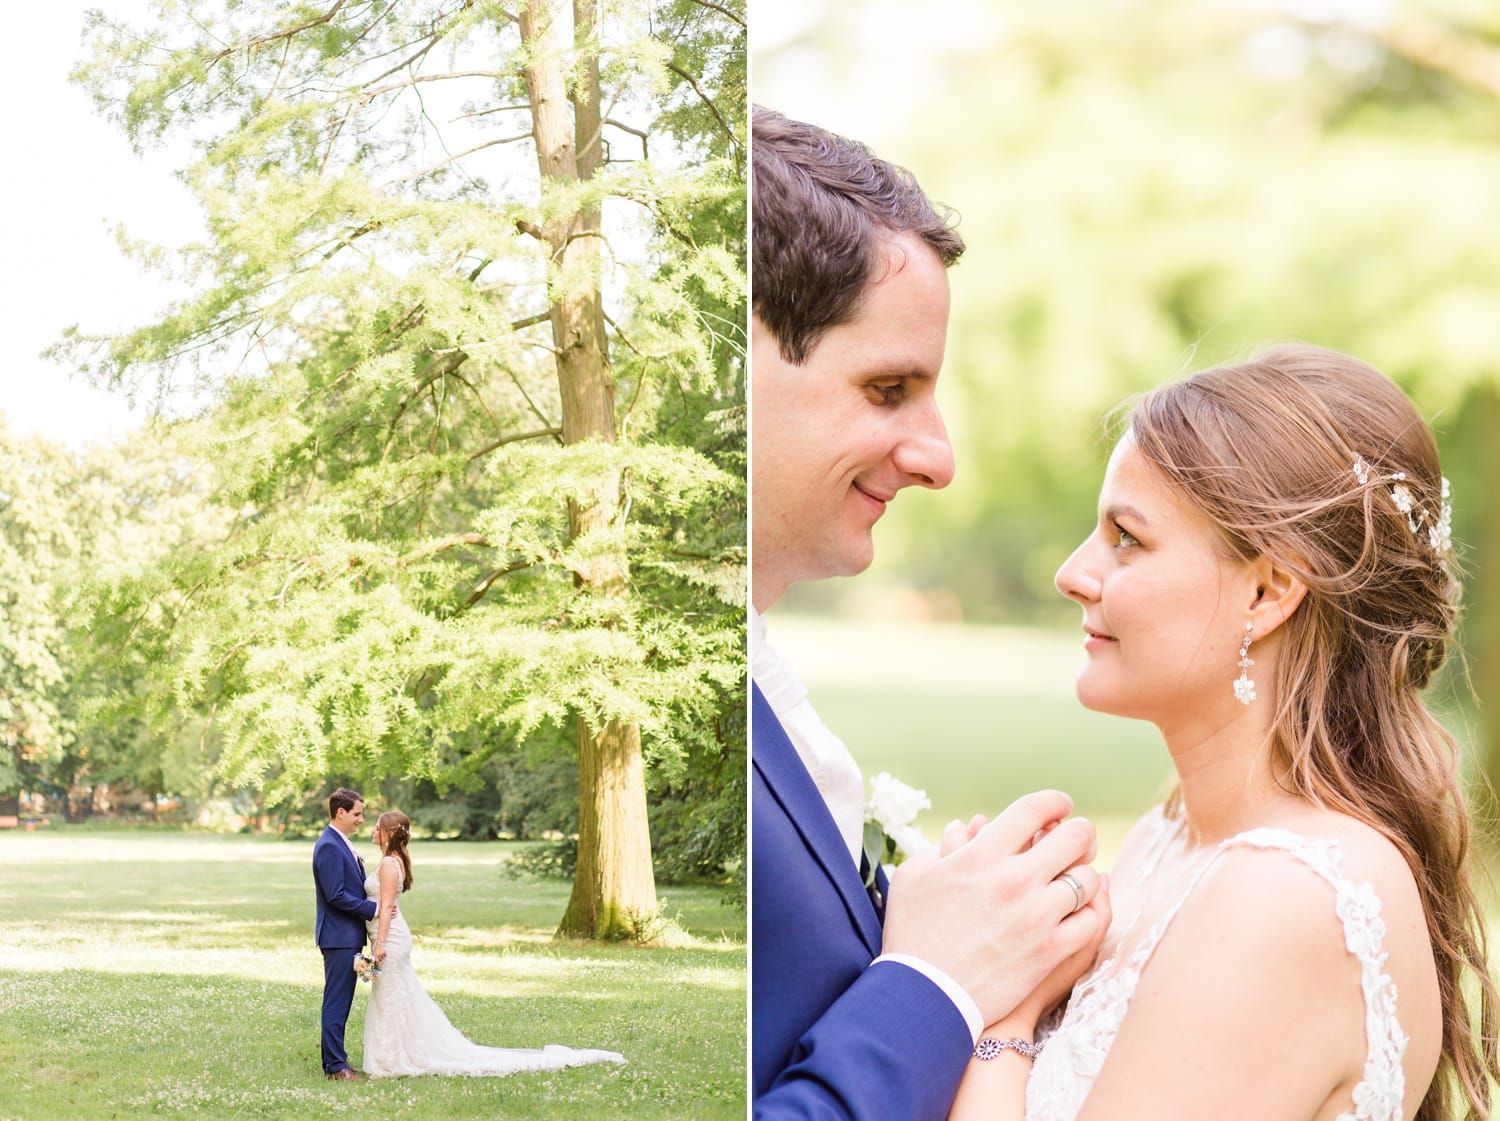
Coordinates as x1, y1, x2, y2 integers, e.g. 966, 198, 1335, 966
1055, 434, 1258, 732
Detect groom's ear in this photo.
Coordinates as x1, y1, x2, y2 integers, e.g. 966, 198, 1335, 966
1246, 552, 1308, 637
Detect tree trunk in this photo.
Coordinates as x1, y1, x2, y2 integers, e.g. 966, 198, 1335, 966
1476, 384, 1500, 810
520, 0, 658, 940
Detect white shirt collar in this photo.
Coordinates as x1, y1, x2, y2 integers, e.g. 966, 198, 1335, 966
752, 607, 865, 868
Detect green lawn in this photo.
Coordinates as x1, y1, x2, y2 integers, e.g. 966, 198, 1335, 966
0, 830, 745, 1121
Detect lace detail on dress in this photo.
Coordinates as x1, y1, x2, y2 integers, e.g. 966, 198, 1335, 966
1024, 811, 1407, 1121
359, 856, 625, 1078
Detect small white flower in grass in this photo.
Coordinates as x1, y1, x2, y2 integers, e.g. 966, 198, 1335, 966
864, 773, 932, 867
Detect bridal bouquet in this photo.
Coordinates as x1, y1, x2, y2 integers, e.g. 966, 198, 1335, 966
354, 952, 381, 983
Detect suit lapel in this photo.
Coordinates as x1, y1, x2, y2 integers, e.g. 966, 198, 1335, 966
752, 683, 883, 956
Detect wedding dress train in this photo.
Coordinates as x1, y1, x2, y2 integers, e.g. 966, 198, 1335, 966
360, 858, 625, 1078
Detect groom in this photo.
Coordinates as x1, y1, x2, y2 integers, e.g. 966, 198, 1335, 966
313, 787, 379, 1080
751, 108, 1106, 1121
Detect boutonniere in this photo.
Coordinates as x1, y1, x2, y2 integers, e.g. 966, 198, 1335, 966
862, 772, 932, 888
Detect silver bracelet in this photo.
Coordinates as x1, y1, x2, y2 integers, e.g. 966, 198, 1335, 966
973, 1036, 1042, 1061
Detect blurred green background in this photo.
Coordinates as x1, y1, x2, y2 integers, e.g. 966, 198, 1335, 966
753, 0, 1500, 852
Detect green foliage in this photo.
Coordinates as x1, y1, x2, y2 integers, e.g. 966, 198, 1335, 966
0, 422, 226, 801
50, 0, 747, 867
0, 424, 71, 787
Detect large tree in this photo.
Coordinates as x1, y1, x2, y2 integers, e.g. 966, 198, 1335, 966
65, 0, 745, 938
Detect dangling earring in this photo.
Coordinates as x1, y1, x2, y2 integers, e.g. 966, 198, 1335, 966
1233, 622, 1256, 705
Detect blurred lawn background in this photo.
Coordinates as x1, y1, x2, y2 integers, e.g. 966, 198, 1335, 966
768, 616, 1488, 873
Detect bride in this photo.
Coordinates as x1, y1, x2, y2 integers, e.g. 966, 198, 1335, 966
947, 346, 1497, 1121
360, 810, 625, 1078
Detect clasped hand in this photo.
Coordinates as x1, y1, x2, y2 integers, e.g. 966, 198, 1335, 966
880, 789, 1111, 1029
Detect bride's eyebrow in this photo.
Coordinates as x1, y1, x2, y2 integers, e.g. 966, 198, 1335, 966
1102, 502, 1150, 526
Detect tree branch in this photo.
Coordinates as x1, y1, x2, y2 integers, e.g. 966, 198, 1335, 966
604, 117, 648, 160
396, 532, 491, 566
466, 426, 564, 461
364, 21, 450, 88
383, 350, 468, 461
357, 70, 511, 106
684, 0, 745, 28
1376, 19, 1500, 98
210, 0, 347, 63
461, 559, 537, 609
318, 218, 383, 263
666, 61, 739, 150
391, 133, 534, 184
450, 103, 532, 124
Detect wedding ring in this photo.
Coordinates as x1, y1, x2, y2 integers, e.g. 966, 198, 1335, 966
1057, 870, 1086, 914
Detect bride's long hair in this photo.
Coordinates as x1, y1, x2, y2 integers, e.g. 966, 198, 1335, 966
1130, 344, 1497, 1121
376, 811, 414, 892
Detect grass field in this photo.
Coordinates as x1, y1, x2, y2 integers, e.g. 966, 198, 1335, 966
0, 831, 745, 1121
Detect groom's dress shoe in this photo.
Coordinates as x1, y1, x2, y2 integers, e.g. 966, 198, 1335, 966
326, 1068, 362, 1081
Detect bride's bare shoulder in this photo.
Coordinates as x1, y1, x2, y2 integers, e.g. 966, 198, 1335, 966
1264, 807, 1424, 918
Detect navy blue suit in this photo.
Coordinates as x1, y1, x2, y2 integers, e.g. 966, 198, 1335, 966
752, 684, 973, 1120
312, 825, 378, 1073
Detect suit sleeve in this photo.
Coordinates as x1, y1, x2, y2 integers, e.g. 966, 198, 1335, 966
754, 959, 973, 1121
313, 841, 378, 921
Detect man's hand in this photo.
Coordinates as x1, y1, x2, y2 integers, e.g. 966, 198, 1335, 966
388, 902, 399, 919
880, 789, 1106, 1027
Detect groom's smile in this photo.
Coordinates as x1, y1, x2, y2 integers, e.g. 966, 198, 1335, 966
750, 231, 955, 610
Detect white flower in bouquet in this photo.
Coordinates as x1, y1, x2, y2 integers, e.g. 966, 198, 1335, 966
863, 772, 932, 866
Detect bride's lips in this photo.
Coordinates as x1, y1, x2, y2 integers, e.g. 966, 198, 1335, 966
1083, 625, 1117, 652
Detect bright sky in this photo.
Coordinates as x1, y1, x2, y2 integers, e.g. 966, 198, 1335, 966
1, 1, 198, 449
751, 0, 1001, 144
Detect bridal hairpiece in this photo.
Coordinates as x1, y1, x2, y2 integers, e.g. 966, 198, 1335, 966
1351, 456, 1453, 556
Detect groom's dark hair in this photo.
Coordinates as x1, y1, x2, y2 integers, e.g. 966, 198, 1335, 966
328, 788, 363, 818
752, 106, 964, 365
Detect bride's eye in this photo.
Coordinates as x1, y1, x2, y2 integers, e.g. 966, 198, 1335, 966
1113, 523, 1139, 548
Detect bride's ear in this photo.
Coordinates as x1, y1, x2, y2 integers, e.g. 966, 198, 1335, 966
1246, 553, 1308, 639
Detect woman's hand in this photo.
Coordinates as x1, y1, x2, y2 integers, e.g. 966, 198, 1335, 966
1013, 872, 1111, 1027
939, 814, 1112, 1030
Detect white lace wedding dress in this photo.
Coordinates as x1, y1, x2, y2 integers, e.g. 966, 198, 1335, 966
1025, 808, 1407, 1121
360, 857, 625, 1078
